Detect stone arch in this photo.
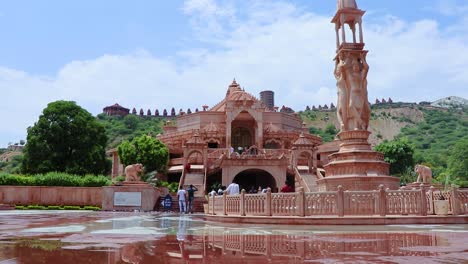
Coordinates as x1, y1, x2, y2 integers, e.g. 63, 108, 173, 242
225, 165, 285, 192
233, 169, 277, 192
206, 138, 221, 148
187, 150, 204, 165
297, 151, 312, 166
264, 138, 282, 149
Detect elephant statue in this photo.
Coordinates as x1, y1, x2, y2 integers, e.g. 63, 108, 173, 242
414, 164, 432, 184
124, 163, 143, 182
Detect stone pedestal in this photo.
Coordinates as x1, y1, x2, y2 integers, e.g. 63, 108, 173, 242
318, 130, 399, 191
102, 182, 160, 211
404, 182, 443, 190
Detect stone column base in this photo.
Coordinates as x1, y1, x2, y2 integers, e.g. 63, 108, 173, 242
102, 183, 160, 211
317, 175, 400, 191
321, 130, 400, 191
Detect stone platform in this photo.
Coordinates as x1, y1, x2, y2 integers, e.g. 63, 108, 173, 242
320, 130, 400, 191
102, 182, 160, 211
205, 215, 468, 225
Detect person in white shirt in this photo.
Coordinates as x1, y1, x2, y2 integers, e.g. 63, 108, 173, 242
177, 187, 187, 213
226, 180, 240, 195
209, 190, 217, 197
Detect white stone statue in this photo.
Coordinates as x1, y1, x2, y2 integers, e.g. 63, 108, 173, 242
335, 51, 370, 131
415, 164, 433, 184
124, 163, 143, 182
335, 52, 348, 131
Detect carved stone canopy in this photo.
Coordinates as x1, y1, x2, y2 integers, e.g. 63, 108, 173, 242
293, 133, 314, 147
186, 131, 206, 147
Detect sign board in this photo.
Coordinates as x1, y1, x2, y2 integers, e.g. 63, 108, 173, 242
114, 192, 142, 206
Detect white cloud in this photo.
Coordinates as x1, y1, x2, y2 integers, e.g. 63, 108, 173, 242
428, 0, 468, 16
1, 0, 468, 147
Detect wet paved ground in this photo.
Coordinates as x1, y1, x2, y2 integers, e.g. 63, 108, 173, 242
0, 210, 467, 263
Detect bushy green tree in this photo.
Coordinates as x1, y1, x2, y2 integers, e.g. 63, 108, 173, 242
117, 135, 169, 173
309, 124, 338, 143
22, 101, 108, 175
375, 138, 415, 175
448, 136, 468, 184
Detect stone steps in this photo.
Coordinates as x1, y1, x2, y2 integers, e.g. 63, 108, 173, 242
181, 172, 206, 197
156, 195, 206, 213
297, 171, 319, 192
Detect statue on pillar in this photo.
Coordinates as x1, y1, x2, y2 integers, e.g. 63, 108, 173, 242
335, 52, 348, 131
335, 51, 370, 131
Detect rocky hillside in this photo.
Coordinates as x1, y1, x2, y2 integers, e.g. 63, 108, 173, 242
431, 96, 468, 109
299, 100, 468, 146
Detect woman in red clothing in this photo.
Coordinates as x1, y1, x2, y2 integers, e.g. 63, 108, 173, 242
280, 181, 294, 193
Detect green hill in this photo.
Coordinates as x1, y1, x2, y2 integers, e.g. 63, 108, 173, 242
96, 114, 166, 149
300, 103, 468, 184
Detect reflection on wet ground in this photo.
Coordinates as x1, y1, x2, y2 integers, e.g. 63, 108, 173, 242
0, 211, 467, 263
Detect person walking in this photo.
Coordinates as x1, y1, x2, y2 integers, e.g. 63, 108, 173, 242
187, 184, 198, 213
226, 180, 240, 195
177, 186, 187, 213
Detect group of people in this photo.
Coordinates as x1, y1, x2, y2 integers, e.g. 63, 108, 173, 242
176, 184, 198, 214
176, 180, 294, 213
209, 181, 240, 196
208, 180, 294, 196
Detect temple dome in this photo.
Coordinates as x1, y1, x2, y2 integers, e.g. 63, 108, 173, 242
337, 0, 358, 10
226, 79, 242, 96
293, 133, 314, 146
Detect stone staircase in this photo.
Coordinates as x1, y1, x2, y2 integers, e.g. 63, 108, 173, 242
156, 194, 206, 213
295, 168, 319, 192
181, 170, 205, 197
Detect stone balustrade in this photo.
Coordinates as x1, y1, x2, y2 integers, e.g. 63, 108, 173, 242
205, 228, 439, 259
208, 185, 468, 217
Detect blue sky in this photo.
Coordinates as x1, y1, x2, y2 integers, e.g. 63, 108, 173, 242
1, 0, 467, 147
1, 0, 460, 74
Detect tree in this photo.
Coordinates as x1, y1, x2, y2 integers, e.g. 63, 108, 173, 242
448, 136, 468, 183
22, 101, 109, 175
375, 137, 415, 175
117, 135, 169, 173
123, 114, 139, 129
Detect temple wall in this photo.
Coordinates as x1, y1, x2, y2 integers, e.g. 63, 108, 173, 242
263, 112, 303, 131
175, 112, 225, 132
0, 186, 102, 206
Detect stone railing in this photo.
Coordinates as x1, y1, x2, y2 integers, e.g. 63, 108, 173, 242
207, 185, 467, 217
205, 228, 441, 259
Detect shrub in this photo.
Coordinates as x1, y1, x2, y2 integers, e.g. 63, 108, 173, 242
47, 205, 62, 210
34, 172, 82, 187
81, 175, 111, 187
15, 205, 26, 210
0, 173, 35, 186
63, 205, 81, 210
0, 172, 111, 187
83, 206, 101, 211
114, 176, 125, 182
27, 205, 47, 210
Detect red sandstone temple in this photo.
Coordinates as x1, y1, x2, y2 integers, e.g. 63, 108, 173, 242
109, 0, 403, 196
109, 79, 343, 196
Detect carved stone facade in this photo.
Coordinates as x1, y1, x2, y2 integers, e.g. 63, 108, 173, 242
153, 79, 322, 194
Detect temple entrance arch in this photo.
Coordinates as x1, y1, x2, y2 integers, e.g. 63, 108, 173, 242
231, 111, 256, 150
233, 169, 277, 192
